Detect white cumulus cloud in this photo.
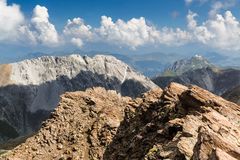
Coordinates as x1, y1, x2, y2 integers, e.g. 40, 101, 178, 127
96, 16, 160, 49
187, 11, 213, 43
20, 5, 60, 46
187, 10, 240, 51
209, 0, 236, 17
185, 0, 193, 5
185, 0, 208, 5
158, 27, 192, 46
0, 0, 24, 41
71, 37, 83, 48
63, 18, 93, 47
1, 0, 240, 52
94, 16, 191, 49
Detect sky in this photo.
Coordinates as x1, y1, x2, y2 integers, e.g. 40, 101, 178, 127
1, 0, 240, 58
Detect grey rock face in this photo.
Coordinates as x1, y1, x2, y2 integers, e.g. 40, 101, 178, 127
222, 85, 240, 105
0, 54, 157, 144
153, 67, 240, 96
163, 55, 216, 76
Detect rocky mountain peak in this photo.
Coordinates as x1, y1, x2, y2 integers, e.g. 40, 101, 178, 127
10, 54, 148, 86
0, 54, 157, 144
2, 83, 240, 160
153, 63, 240, 97
163, 55, 215, 76
192, 54, 204, 60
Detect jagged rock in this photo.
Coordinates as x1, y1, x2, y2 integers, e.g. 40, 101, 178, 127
0, 54, 157, 143
1, 88, 130, 159
104, 83, 240, 160
2, 83, 240, 160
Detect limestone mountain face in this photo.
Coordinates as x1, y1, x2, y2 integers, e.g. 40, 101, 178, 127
0, 54, 157, 143
2, 83, 240, 160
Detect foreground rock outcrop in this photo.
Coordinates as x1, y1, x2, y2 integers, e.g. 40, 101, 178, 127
105, 83, 240, 160
1, 88, 131, 159
2, 83, 240, 160
0, 54, 157, 143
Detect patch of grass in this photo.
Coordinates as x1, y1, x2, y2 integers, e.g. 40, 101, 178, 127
162, 70, 177, 77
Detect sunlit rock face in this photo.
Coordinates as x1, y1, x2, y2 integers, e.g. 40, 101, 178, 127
0, 54, 157, 143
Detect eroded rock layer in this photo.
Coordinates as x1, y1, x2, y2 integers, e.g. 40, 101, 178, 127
2, 83, 240, 160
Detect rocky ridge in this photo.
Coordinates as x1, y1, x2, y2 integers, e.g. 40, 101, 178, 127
2, 83, 240, 160
0, 54, 157, 143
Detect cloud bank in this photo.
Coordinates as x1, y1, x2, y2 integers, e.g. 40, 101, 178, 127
63, 18, 93, 48
187, 10, 240, 51
1, 0, 240, 52
19, 5, 59, 46
0, 0, 24, 41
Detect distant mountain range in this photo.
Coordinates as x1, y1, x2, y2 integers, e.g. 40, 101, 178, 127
1, 51, 239, 107
3, 50, 240, 77
153, 55, 240, 97
10, 52, 240, 104
14, 51, 179, 77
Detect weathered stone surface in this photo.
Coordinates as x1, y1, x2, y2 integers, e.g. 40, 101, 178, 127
2, 83, 240, 160
1, 88, 130, 160
104, 83, 240, 160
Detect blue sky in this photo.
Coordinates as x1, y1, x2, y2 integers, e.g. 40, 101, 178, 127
8, 0, 190, 28
1, 0, 240, 58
